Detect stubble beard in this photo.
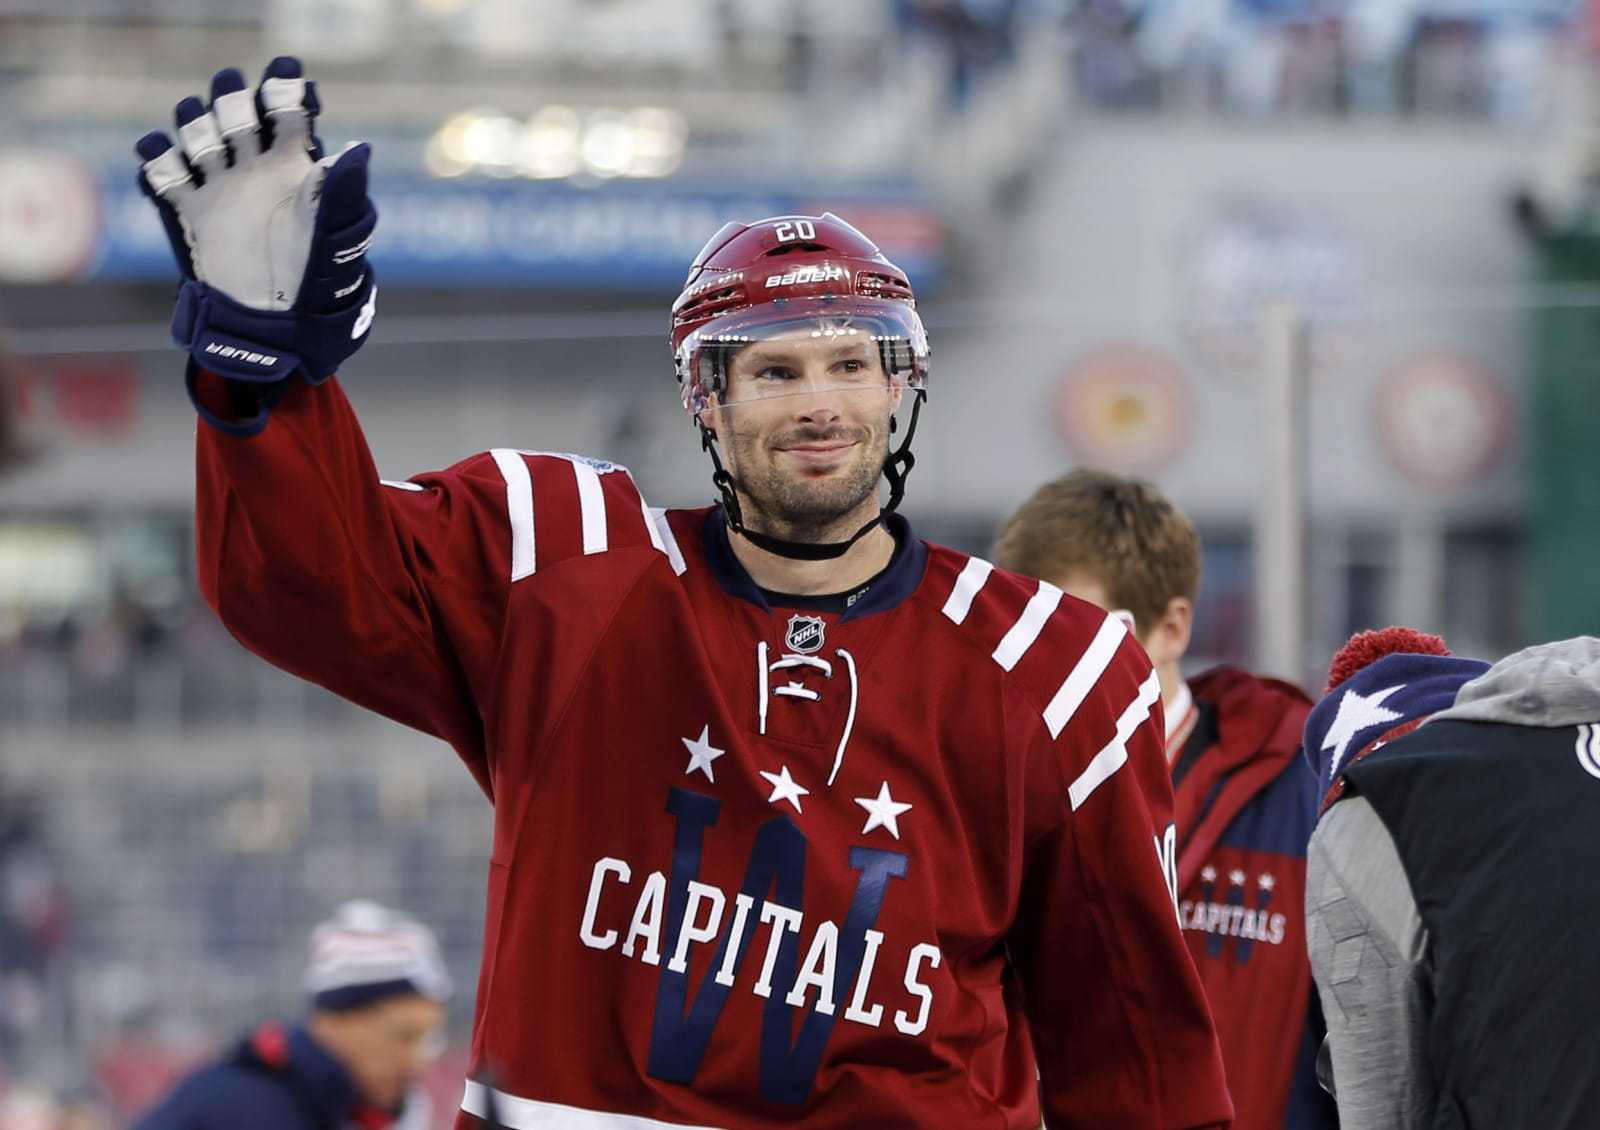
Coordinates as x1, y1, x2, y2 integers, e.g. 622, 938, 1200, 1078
733, 426, 888, 543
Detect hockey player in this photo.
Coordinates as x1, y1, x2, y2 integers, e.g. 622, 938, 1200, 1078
134, 59, 1232, 1128
993, 470, 1336, 1130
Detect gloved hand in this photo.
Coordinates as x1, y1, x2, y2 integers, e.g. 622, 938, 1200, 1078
136, 57, 377, 390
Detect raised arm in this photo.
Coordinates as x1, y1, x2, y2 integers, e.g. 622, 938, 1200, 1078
137, 61, 497, 783
194, 379, 508, 786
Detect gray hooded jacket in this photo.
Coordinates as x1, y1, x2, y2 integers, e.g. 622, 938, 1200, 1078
1303, 636, 1600, 1130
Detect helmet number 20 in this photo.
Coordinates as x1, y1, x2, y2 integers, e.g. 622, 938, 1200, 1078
773, 220, 816, 242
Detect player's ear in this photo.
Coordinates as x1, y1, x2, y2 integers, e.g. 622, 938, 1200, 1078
698, 400, 725, 444
1142, 597, 1193, 666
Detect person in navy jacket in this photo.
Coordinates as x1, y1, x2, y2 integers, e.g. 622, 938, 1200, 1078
131, 900, 451, 1130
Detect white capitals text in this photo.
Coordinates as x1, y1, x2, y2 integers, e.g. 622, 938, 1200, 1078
579, 856, 942, 1036
1179, 900, 1288, 945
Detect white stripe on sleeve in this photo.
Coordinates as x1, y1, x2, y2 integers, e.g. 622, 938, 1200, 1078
941, 557, 993, 625
648, 507, 688, 576
461, 1081, 730, 1129
571, 459, 608, 556
1068, 669, 1161, 811
1043, 613, 1128, 739
992, 580, 1064, 672
490, 448, 536, 581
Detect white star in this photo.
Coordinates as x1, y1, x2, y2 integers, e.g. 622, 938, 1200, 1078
1320, 684, 1405, 771
854, 781, 913, 841
681, 725, 726, 783
1201, 865, 1217, 883
1258, 873, 1276, 891
1229, 869, 1246, 886
759, 766, 810, 813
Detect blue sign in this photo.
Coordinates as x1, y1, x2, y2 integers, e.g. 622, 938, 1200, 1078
94, 174, 944, 291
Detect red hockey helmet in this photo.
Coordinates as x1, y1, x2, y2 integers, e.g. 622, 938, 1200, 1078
670, 213, 930, 417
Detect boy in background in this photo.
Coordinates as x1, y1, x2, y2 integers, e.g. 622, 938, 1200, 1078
995, 469, 1335, 1130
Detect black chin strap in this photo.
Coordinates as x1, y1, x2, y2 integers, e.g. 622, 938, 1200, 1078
698, 390, 925, 563
737, 510, 884, 561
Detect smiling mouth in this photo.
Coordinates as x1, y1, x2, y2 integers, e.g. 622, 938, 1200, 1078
779, 443, 854, 464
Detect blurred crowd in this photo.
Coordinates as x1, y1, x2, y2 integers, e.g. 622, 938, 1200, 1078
0, 786, 84, 1130
1065, 0, 1567, 122
0, 754, 488, 1128
2, 590, 370, 729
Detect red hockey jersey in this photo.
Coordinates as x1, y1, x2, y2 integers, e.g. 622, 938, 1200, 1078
1171, 669, 1327, 1130
193, 376, 1232, 1130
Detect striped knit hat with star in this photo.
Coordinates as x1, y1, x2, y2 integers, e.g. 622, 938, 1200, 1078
303, 899, 453, 1012
1303, 627, 1491, 810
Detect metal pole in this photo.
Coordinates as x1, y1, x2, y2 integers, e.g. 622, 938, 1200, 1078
1254, 300, 1309, 684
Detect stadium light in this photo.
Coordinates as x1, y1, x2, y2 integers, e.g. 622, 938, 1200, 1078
425, 104, 688, 181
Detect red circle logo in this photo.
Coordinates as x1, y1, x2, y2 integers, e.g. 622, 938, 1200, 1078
1374, 350, 1514, 491
1054, 344, 1192, 475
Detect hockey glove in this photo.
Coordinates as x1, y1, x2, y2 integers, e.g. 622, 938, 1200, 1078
136, 57, 377, 397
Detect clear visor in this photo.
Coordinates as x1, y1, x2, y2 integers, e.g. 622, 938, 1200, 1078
679, 297, 929, 416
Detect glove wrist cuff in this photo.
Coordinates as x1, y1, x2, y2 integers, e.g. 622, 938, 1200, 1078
173, 283, 302, 383
184, 360, 293, 437
171, 273, 375, 385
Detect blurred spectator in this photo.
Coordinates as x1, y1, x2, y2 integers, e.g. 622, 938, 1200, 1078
898, 0, 1025, 107
0, 780, 68, 1081
130, 901, 451, 1130
0, 333, 33, 474
1066, 0, 1154, 107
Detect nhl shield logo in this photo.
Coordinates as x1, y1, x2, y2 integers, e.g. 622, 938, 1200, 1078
784, 614, 826, 655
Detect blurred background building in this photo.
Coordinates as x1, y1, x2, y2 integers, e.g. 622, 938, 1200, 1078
2, 0, 1599, 1123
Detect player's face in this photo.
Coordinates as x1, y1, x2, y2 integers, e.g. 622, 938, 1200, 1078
707, 328, 902, 540
329, 994, 445, 1109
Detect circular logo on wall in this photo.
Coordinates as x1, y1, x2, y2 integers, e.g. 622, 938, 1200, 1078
1054, 344, 1191, 475
0, 150, 102, 283
1375, 350, 1513, 491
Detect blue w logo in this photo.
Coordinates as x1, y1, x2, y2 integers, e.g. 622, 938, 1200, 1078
646, 787, 908, 1104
